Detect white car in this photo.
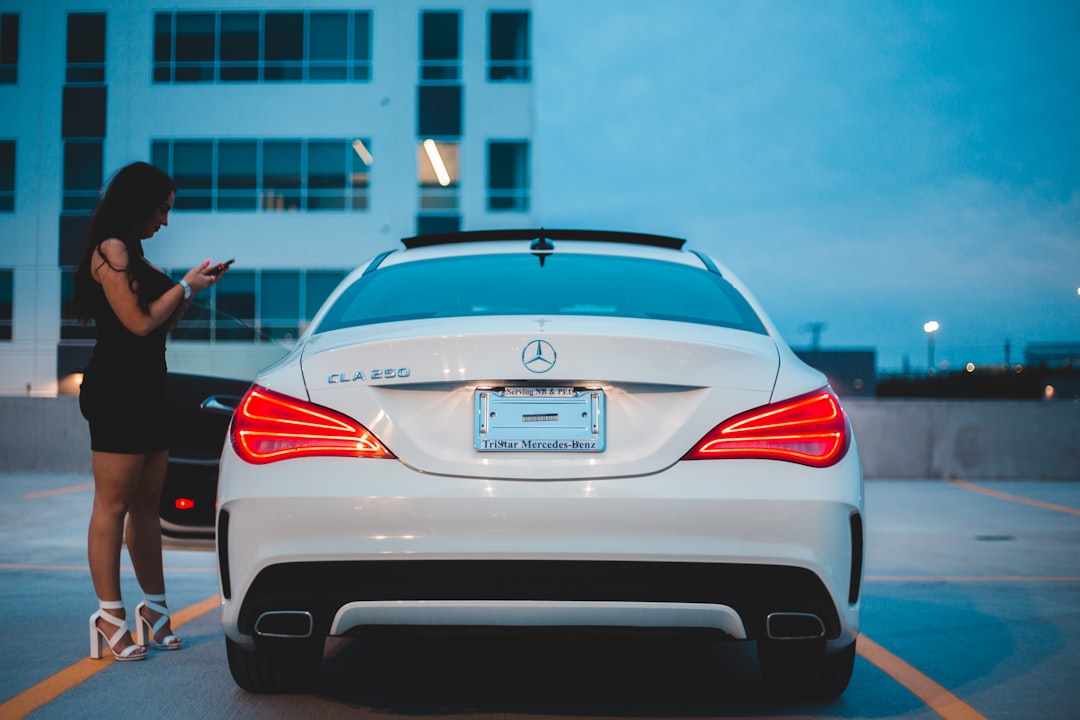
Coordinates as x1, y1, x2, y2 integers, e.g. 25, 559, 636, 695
216, 229, 864, 698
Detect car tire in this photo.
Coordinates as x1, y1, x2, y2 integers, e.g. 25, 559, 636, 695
226, 635, 324, 694
757, 638, 856, 700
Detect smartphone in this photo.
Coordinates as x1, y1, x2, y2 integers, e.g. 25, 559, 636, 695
209, 258, 235, 276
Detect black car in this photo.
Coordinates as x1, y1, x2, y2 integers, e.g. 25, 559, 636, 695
160, 372, 250, 544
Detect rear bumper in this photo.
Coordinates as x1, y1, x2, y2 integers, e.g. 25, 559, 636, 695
230, 559, 844, 642
216, 451, 863, 649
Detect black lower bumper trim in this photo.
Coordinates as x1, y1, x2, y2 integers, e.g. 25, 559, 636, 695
237, 560, 841, 641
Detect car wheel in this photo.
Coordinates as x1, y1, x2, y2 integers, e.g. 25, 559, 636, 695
757, 638, 856, 700
226, 635, 324, 693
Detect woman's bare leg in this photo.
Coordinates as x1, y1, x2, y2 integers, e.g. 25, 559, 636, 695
88, 450, 146, 653
126, 448, 176, 640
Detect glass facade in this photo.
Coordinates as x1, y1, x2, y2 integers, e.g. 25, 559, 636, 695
167, 268, 348, 343
417, 11, 464, 234
152, 138, 372, 212
154, 11, 372, 83
61, 267, 349, 344
62, 14, 105, 212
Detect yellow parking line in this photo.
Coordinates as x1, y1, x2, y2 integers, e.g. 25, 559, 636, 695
858, 633, 988, 720
0, 594, 220, 720
0, 595, 988, 720
22, 483, 94, 499
948, 478, 1080, 516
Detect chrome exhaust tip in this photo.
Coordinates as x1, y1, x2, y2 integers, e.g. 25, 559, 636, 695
255, 611, 314, 638
765, 612, 826, 640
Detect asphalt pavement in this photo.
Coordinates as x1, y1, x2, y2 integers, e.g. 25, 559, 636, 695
1, 473, 1078, 720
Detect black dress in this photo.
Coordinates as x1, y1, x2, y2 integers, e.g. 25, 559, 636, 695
79, 258, 176, 454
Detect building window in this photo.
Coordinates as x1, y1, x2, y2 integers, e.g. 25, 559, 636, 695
418, 139, 459, 212
305, 270, 347, 319
171, 141, 214, 211
487, 141, 530, 212
215, 270, 256, 340
219, 13, 259, 81
488, 12, 530, 82
172, 13, 215, 82
63, 13, 106, 214
62, 142, 102, 212
59, 268, 94, 340
66, 13, 105, 84
62, 86, 107, 139
218, 141, 258, 210
152, 138, 372, 212
417, 85, 462, 138
60, 266, 348, 345
0, 141, 13, 212
153, 11, 373, 84
420, 11, 460, 82
0, 269, 12, 340
0, 14, 18, 84
417, 138, 459, 235
166, 268, 347, 344
260, 271, 301, 340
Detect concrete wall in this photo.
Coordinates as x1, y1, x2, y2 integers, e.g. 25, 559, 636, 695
2, 396, 92, 473
844, 399, 1080, 480
1, 397, 1078, 480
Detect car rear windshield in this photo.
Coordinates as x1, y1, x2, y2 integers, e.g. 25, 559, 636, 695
315, 253, 767, 334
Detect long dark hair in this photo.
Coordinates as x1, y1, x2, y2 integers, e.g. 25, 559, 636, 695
73, 162, 176, 321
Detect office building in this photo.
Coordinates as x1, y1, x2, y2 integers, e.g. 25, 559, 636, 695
0, 0, 534, 395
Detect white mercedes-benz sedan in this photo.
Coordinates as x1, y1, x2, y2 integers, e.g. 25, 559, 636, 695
216, 229, 864, 698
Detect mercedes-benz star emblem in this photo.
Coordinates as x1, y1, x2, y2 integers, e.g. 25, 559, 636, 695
522, 339, 556, 373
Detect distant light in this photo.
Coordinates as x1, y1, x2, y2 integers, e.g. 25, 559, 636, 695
58, 373, 84, 395
422, 139, 451, 186
965, 363, 975, 372
1044, 385, 1055, 400
351, 139, 373, 165
923, 321, 940, 334
1014, 364, 1024, 373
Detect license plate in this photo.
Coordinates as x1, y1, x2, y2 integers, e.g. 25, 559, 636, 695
474, 387, 606, 452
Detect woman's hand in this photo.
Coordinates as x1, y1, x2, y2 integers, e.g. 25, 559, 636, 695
182, 260, 219, 294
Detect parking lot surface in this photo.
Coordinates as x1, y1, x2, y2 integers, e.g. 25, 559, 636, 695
1, 474, 1078, 720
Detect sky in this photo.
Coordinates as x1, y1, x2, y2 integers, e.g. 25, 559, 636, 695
531, 0, 1080, 372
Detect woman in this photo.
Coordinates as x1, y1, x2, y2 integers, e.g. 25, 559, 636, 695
74, 162, 222, 661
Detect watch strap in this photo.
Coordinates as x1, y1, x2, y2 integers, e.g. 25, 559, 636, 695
178, 279, 192, 300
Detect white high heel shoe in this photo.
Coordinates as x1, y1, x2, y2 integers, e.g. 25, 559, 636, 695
89, 601, 148, 661
135, 594, 182, 650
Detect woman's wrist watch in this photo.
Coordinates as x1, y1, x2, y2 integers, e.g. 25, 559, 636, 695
178, 279, 192, 300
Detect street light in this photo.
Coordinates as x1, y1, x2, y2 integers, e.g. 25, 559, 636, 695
923, 321, 940, 374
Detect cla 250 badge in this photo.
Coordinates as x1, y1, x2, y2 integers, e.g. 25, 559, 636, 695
328, 368, 411, 383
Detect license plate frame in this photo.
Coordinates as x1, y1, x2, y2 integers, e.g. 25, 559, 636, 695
474, 387, 606, 452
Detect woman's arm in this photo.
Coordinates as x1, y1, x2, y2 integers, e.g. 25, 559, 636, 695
163, 294, 193, 333
93, 239, 212, 337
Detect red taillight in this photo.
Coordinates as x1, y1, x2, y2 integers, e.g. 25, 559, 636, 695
683, 388, 850, 467
230, 385, 395, 465
174, 498, 195, 510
